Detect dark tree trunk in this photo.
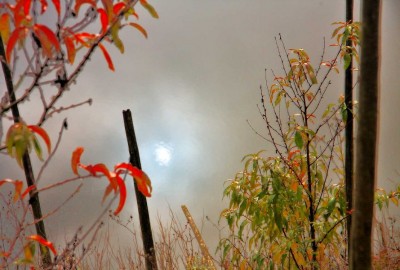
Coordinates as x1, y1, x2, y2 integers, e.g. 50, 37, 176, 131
0, 36, 52, 267
345, 0, 354, 260
350, 1, 381, 269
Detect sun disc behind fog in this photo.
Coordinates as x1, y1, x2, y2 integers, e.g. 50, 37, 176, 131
154, 142, 173, 166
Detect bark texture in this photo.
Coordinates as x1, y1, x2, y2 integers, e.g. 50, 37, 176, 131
350, 1, 381, 269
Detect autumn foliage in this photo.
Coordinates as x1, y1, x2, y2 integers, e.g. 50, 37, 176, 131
0, 0, 157, 267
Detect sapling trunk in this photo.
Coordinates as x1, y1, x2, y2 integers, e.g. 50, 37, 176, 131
0, 37, 52, 267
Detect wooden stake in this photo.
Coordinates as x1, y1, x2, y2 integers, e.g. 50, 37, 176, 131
181, 205, 216, 270
123, 109, 158, 270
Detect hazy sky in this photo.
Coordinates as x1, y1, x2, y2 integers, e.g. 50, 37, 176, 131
2, 0, 399, 256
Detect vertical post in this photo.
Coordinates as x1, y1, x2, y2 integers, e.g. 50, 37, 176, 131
0, 36, 52, 267
345, 0, 354, 259
122, 109, 158, 270
350, 0, 381, 269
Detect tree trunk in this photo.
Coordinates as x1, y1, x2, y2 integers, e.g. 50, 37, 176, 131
345, 0, 354, 260
350, 1, 381, 269
0, 36, 52, 267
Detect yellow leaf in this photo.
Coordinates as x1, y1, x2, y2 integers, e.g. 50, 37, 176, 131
140, 0, 159, 18
110, 23, 124, 53
0, 13, 10, 43
390, 196, 398, 206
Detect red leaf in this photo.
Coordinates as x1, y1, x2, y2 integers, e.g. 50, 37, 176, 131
24, 0, 32, 16
288, 150, 300, 161
115, 163, 152, 197
71, 147, 84, 175
113, 2, 126, 15
113, 173, 127, 215
74, 32, 96, 47
64, 36, 76, 64
13, 1, 31, 27
128, 22, 148, 38
90, 163, 118, 191
74, 0, 97, 15
39, 0, 48, 14
21, 184, 36, 199
51, 0, 60, 16
98, 43, 115, 71
33, 24, 61, 58
97, 8, 108, 34
102, 183, 114, 203
79, 164, 95, 174
26, 235, 57, 255
28, 125, 51, 154
6, 27, 28, 62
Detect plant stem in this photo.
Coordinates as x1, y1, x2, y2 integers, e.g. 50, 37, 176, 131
303, 94, 317, 267
0, 37, 52, 266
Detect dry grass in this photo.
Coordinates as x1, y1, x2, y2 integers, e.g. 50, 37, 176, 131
57, 209, 218, 270
1, 196, 399, 269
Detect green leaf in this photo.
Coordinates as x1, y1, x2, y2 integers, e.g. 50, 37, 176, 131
343, 53, 351, 70
32, 136, 43, 161
341, 103, 348, 122
322, 103, 335, 118
295, 131, 304, 149
111, 23, 124, 53
342, 26, 350, 45
274, 91, 283, 106
238, 220, 248, 239
140, 0, 159, 18
326, 197, 336, 218
305, 63, 318, 84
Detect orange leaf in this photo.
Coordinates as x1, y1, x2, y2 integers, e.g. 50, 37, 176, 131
101, 0, 113, 16
26, 235, 57, 255
0, 179, 23, 202
33, 24, 61, 58
64, 36, 76, 64
288, 149, 300, 161
6, 26, 28, 62
0, 251, 10, 258
115, 163, 152, 197
0, 13, 11, 43
98, 43, 115, 71
13, 181, 23, 202
71, 147, 84, 175
128, 22, 148, 38
113, 173, 127, 215
97, 8, 108, 34
28, 125, 51, 154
